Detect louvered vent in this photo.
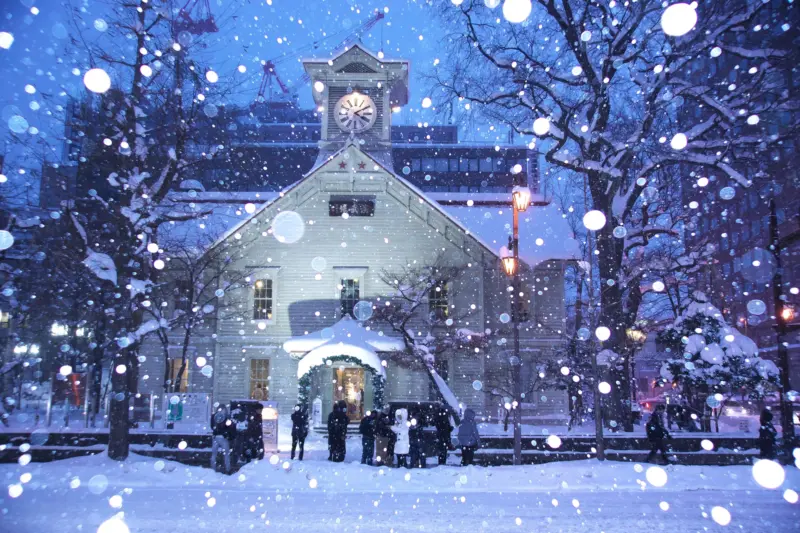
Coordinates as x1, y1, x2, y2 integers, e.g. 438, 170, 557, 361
338, 62, 377, 74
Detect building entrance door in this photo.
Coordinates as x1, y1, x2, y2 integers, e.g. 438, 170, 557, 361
333, 367, 365, 421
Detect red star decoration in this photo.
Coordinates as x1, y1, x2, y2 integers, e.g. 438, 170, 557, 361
338, 161, 347, 169
357, 162, 366, 170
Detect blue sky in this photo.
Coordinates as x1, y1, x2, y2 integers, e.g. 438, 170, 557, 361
1, 0, 492, 155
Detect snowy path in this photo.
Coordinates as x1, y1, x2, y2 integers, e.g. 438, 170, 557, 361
6, 484, 798, 533
2, 454, 798, 532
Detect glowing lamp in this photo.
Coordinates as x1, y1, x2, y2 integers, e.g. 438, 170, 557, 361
512, 186, 531, 212
500, 246, 517, 277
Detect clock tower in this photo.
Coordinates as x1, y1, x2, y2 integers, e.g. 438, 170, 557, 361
303, 44, 409, 166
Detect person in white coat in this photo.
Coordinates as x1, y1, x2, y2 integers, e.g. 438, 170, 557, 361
391, 408, 411, 468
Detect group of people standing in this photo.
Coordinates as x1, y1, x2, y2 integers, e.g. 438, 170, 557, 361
286, 400, 484, 467
646, 404, 780, 464
331, 404, 482, 467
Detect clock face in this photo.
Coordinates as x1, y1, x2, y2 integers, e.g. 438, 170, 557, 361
334, 92, 377, 133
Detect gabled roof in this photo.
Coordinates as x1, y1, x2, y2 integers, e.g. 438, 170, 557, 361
284, 315, 404, 378
302, 44, 409, 107
162, 142, 579, 267
301, 43, 407, 67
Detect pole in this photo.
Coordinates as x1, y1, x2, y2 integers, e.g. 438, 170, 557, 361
769, 199, 795, 454
512, 206, 523, 466
84, 369, 91, 428
584, 199, 605, 460
45, 373, 54, 427
149, 394, 156, 429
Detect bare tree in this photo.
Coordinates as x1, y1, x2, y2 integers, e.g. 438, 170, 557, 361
431, 0, 797, 428
369, 255, 490, 421
142, 234, 255, 394
53, 0, 237, 459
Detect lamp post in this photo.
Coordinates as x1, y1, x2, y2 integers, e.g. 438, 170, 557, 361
769, 199, 797, 454
501, 185, 531, 466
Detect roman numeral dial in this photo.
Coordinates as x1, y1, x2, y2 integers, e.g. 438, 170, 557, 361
334, 92, 377, 133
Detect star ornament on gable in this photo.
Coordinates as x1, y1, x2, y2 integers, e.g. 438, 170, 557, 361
357, 161, 366, 170
338, 161, 347, 170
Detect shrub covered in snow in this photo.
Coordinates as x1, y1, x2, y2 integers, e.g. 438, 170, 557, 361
657, 292, 779, 426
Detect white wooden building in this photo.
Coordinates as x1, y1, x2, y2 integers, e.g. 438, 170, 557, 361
138, 46, 579, 424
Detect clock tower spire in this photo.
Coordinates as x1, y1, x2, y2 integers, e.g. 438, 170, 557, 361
303, 44, 409, 166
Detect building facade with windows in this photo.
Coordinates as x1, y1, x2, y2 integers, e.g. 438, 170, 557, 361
136, 46, 578, 423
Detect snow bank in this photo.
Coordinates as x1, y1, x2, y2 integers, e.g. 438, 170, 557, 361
4, 451, 798, 496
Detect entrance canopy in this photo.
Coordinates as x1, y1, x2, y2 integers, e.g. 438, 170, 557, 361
283, 316, 405, 379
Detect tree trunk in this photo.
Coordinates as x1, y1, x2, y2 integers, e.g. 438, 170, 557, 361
593, 196, 634, 432
107, 351, 129, 460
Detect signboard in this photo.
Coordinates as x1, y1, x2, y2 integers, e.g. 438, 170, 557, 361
260, 401, 279, 453
312, 397, 323, 428
329, 196, 375, 217
163, 393, 210, 426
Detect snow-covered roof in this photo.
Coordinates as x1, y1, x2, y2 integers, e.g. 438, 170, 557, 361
296, 342, 386, 379
426, 191, 548, 205
157, 143, 577, 267
285, 316, 405, 379
284, 315, 404, 354
442, 203, 580, 267
157, 198, 269, 251
169, 191, 280, 203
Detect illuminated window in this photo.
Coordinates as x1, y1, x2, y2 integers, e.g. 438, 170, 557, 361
0, 310, 9, 329
340, 279, 360, 317
169, 359, 189, 393
249, 359, 270, 400
429, 284, 450, 320
51, 323, 69, 336
253, 279, 273, 320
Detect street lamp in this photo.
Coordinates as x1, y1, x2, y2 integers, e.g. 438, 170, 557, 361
500, 185, 531, 466
512, 185, 531, 212
500, 247, 517, 277
769, 198, 797, 455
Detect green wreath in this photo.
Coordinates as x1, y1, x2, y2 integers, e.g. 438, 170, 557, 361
297, 355, 385, 411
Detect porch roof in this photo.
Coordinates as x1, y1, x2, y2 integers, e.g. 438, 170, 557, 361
283, 316, 405, 378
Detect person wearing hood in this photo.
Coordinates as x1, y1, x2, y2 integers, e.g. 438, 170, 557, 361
330, 400, 350, 462
758, 408, 777, 459
291, 404, 309, 461
408, 409, 426, 468
391, 408, 411, 468
457, 408, 480, 466
210, 404, 235, 474
375, 410, 395, 466
434, 408, 454, 465
359, 410, 377, 465
646, 404, 672, 464
327, 402, 338, 461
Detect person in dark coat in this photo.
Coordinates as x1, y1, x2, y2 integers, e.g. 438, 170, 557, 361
666, 403, 681, 431
434, 409, 454, 465
327, 403, 337, 461
291, 404, 309, 461
359, 410, 377, 465
210, 404, 236, 473
457, 408, 480, 466
375, 410, 395, 466
330, 400, 350, 462
646, 404, 672, 464
408, 409, 426, 468
758, 408, 777, 459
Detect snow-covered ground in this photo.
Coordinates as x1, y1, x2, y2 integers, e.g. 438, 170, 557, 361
1, 449, 798, 532
0, 410, 766, 437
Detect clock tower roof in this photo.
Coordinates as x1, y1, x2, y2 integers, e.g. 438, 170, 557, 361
302, 44, 409, 107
